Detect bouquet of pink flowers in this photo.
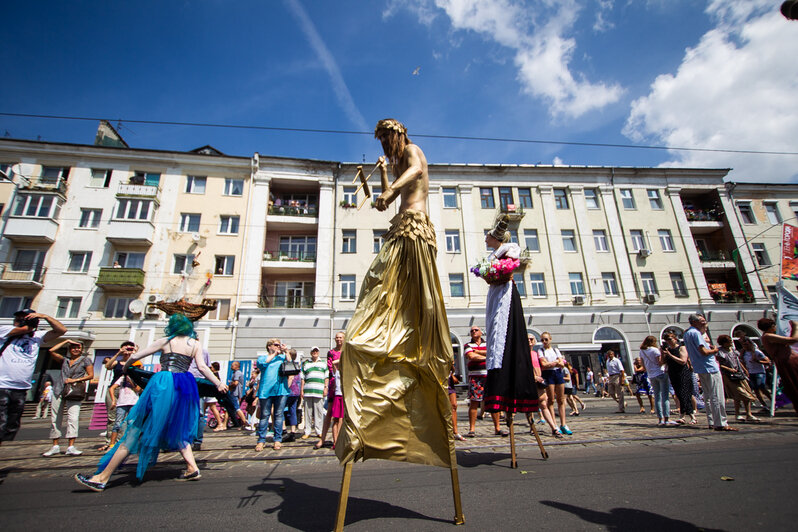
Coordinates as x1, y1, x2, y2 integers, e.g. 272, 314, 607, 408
470, 257, 521, 285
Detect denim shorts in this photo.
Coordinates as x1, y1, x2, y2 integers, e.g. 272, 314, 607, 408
749, 372, 767, 391
542, 369, 565, 386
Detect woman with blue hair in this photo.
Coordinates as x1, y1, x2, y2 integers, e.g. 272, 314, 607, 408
74, 314, 227, 491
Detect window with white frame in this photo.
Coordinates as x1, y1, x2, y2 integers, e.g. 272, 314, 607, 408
630, 230, 646, 251
340, 275, 356, 301
620, 189, 636, 209
373, 230, 386, 253
449, 274, 465, 297
56, 297, 81, 319
89, 168, 112, 188
78, 208, 102, 228
513, 273, 526, 297
186, 175, 207, 194
114, 252, 145, 269
640, 272, 658, 295
658, 229, 675, 252
131, 171, 160, 186
41, 166, 69, 183
115, 198, 152, 220
524, 229, 540, 252
214, 255, 235, 276
179, 213, 201, 233
764, 202, 782, 224
105, 297, 133, 319
173, 254, 196, 274
274, 281, 314, 308
593, 230, 608, 252
342, 230, 356, 253
67, 251, 92, 273
223, 178, 244, 196
445, 230, 461, 253
12, 194, 60, 218
0, 163, 16, 181
569, 273, 585, 295
737, 202, 755, 224
0, 296, 32, 318
208, 298, 231, 320
529, 273, 546, 297
752, 243, 771, 266
508, 229, 519, 244
442, 187, 458, 208
342, 186, 357, 206
480, 188, 495, 209
518, 188, 533, 209
554, 188, 569, 209
562, 230, 577, 252
647, 189, 664, 210
602, 272, 618, 296
499, 187, 514, 210
670, 272, 688, 297
219, 215, 240, 234
279, 236, 316, 260
584, 188, 600, 209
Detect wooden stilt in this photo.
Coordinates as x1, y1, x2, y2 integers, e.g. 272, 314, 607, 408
507, 413, 517, 469
529, 421, 549, 460
334, 461, 354, 532
450, 464, 466, 525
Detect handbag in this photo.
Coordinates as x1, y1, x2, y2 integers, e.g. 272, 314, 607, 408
62, 381, 87, 401
279, 357, 301, 377
728, 370, 746, 381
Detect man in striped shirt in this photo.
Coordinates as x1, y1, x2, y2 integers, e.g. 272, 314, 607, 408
464, 326, 504, 437
300, 347, 328, 439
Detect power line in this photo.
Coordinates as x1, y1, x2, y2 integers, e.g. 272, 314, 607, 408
2, 111, 798, 157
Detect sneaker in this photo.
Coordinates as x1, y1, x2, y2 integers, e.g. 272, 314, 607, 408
745, 415, 760, 422
99, 431, 107, 438
300, 434, 310, 439
65, 446, 83, 456
244, 425, 256, 431
42, 445, 61, 457
736, 415, 745, 421
176, 469, 201, 481
537, 419, 545, 425
560, 425, 573, 435
74, 473, 106, 492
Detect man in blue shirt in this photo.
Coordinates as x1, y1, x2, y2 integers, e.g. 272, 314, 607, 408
683, 314, 737, 431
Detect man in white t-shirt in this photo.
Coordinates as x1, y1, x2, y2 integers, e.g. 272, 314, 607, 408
605, 351, 626, 413
0, 309, 66, 444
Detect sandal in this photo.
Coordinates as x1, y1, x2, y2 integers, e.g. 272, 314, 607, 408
314, 440, 324, 449
98, 445, 111, 452
551, 429, 563, 438
213, 427, 227, 432
254, 442, 265, 452
453, 433, 466, 441
495, 429, 509, 437
465, 431, 476, 438
714, 426, 739, 432
273, 442, 282, 450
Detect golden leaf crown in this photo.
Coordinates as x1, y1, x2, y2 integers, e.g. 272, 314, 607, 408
374, 118, 407, 137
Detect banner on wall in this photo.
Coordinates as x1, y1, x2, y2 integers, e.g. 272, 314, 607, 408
781, 224, 798, 280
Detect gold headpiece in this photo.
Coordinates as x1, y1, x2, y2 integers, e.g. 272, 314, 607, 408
374, 118, 407, 137
489, 214, 510, 242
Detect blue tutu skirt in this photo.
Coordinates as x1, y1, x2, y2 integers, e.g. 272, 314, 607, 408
97, 371, 199, 480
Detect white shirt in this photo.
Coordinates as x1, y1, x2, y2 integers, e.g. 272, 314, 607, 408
606, 357, 624, 376
0, 326, 47, 390
639, 347, 665, 378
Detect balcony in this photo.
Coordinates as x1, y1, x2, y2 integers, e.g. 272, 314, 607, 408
96, 267, 145, 292
698, 250, 736, 271
106, 219, 155, 246
685, 208, 724, 234
261, 250, 316, 274
18, 176, 67, 196
710, 290, 755, 304
499, 204, 525, 222
0, 263, 46, 289
268, 204, 318, 217
3, 216, 59, 243
258, 295, 315, 309
266, 205, 318, 231
117, 183, 159, 198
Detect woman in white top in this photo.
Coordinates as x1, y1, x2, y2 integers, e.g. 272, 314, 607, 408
639, 336, 676, 426
538, 332, 570, 435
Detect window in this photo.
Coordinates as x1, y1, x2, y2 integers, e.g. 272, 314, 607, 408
342, 186, 357, 206
105, 297, 133, 319
56, 297, 81, 319
647, 189, 664, 210
445, 230, 461, 253
214, 255, 235, 276
752, 243, 771, 266
658, 229, 675, 252
480, 188, 495, 209
132, 171, 160, 186
670, 272, 688, 297
593, 230, 608, 252
12, 194, 61, 218
186, 176, 206, 194
524, 229, 540, 252
279, 236, 316, 260
764, 202, 782, 224
562, 230, 577, 252
449, 274, 465, 297
41, 166, 69, 183
341, 275, 356, 301
554, 188, 569, 209
442, 187, 458, 208
223, 178, 244, 196
173, 254, 196, 274
373, 230, 386, 253
737, 202, 755, 224
630, 230, 646, 251
0, 296, 32, 318
274, 281, 315, 308
518, 188, 533, 209
640, 272, 658, 295
513, 273, 526, 297
179, 213, 201, 233
0, 163, 16, 181
499, 187, 514, 210
67, 251, 92, 273
115, 198, 152, 220
342, 230, 357, 253
208, 299, 231, 320
114, 252, 145, 269
12, 249, 44, 272
78, 208, 102, 228
89, 168, 112, 188
219, 215, 240, 234
602, 272, 618, 296
584, 188, 600, 209
569, 273, 585, 295
620, 189, 636, 209
529, 273, 546, 297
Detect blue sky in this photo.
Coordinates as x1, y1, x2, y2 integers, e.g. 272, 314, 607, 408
1, 0, 797, 181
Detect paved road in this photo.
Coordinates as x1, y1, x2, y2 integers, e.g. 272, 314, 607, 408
2, 396, 797, 530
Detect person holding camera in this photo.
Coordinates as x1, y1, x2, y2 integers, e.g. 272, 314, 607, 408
43, 338, 93, 456
0, 309, 66, 445
100, 341, 138, 450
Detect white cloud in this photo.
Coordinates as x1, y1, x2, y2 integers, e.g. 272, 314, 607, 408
284, 0, 369, 131
393, 0, 623, 118
624, 3, 798, 182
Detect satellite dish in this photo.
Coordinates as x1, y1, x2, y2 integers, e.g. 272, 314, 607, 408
128, 300, 145, 314
192, 233, 201, 242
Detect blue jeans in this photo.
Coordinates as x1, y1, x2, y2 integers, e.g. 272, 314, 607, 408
285, 395, 300, 426
257, 395, 287, 443
650, 374, 671, 420
585, 382, 597, 394
196, 398, 206, 443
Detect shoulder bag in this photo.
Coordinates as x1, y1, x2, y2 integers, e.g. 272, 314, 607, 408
279, 356, 301, 377
62, 355, 89, 401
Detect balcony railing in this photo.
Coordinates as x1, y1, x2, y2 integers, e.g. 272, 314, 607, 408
0, 263, 46, 284
685, 208, 723, 222
268, 205, 318, 217
710, 290, 755, 303
18, 176, 67, 195
698, 250, 731, 262
499, 203, 525, 221
96, 267, 145, 289
258, 296, 315, 309
263, 250, 317, 262
117, 183, 159, 198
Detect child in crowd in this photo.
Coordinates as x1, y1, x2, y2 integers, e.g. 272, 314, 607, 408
34, 381, 53, 419
107, 374, 141, 448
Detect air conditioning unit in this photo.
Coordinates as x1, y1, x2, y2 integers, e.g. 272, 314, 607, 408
643, 294, 659, 304
147, 294, 159, 303
573, 295, 586, 305
638, 249, 651, 258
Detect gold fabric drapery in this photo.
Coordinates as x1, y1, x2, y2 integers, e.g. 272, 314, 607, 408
335, 210, 456, 468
